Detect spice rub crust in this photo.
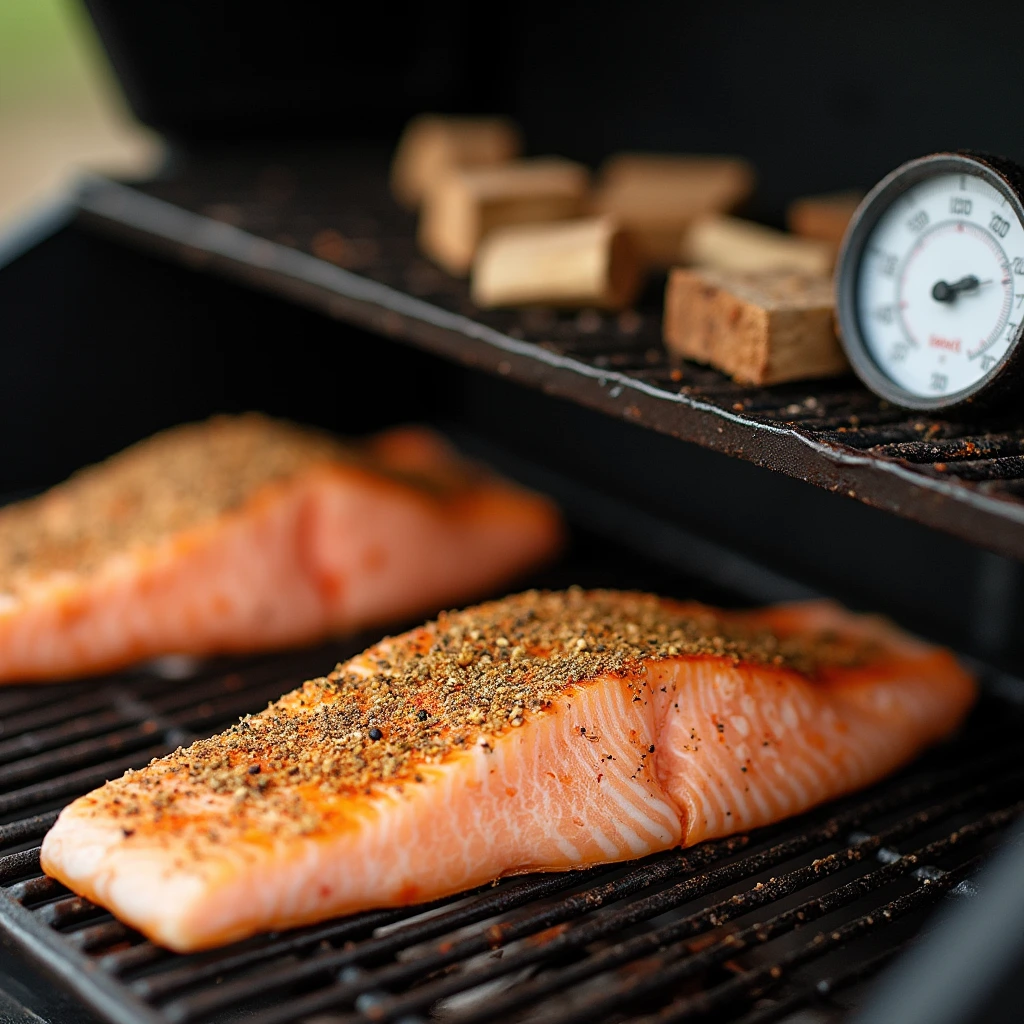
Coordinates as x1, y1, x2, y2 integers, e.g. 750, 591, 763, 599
0, 415, 481, 598
86, 589, 876, 842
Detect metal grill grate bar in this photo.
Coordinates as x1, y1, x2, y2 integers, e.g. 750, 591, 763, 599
0, 679, 305, 791
0, 676, 266, 766
0, 707, 128, 764
326, 790, 1023, 1024
730, 948, 900, 1024
67, 919, 133, 953
157, 851, 728, 1021
171, 760, 1021, 1024
0, 638, 1021, 1024
0, 744, 173, 817
0, 656, 338, 767
0, 849, 44, 886
36, 894, 104, 929
0, 811, 59, 846
0, 688, 143, 737
5, 868, 62, 903
133, 873, 590, 1004
18, 737, 1007, 1024
927, 456, 1024, 481
868, 434, 1024, 462
813, 422, 986, 449
529, 812, 1013, 1024
649, 857, 981, 1024
0, 682, 90, 719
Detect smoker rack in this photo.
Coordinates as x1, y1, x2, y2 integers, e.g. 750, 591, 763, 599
72, 151, 1024, 562
4, 150, 1019, 1022
0, 639, 1020, 1024
0, 534, 1021, 1024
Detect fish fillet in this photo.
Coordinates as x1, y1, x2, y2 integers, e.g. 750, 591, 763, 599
0, 415, 561, 682
41, 589, 975, 951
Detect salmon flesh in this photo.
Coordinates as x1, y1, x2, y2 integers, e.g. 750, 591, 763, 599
41, 589, 975, 951
0, 415, 561, 682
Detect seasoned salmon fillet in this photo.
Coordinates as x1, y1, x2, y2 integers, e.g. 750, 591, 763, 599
41, 589, 975, 951
0, 415, 561, 683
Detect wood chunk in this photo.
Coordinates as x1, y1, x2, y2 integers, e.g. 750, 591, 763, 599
418, 158, 589, 276
390, 115, 522, 208
786, 191, 864, 250
663, 268, 848, 386
591, 154, 755, 266
683, 216, 835, 275
471, 217, 640, 310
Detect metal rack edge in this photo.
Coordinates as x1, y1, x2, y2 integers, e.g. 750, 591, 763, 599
67, 175, 1024, 564
0, 889, 164, 1024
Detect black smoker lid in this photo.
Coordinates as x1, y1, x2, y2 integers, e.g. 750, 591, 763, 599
79, 0, 512, 147
80, 0, 1024, 218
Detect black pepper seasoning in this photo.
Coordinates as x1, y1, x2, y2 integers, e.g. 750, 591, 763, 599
88, 589, 863, 842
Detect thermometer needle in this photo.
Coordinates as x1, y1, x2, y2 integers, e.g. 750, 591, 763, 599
931, 275, 990, 302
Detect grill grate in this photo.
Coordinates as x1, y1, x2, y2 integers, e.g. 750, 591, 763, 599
72, 152, 1024, 560
0, 641, 1021, 1024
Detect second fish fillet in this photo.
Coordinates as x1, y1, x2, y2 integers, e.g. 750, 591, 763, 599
41, 589, 975, 951
0, 415, 561, 682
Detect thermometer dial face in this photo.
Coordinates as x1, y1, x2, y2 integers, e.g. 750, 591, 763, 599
837, 153, 1024, 410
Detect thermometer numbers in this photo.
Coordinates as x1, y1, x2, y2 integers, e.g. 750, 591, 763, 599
907, 210, 929, 233
857, 171, 1024, 398
889, 341, 911, 364
990, 213, 1012, 238
876, 251, 899, 276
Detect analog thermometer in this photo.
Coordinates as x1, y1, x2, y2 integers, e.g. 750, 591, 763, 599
836, 152, 1024, 410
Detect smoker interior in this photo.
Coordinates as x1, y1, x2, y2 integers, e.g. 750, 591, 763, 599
5, 4, 1024, 1020
2, 204, 1024, 1021
5, 216, 1024, 666
74, 155, 1024, 568
56, 159, 1024, 671
0, 526, 1021, 1024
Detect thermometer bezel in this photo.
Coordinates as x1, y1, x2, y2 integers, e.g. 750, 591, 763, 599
836, 151, 1024, 411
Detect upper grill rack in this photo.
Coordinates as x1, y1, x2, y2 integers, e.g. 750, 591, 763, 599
1, 644, 1022, 1024
72, 152, 1024, 561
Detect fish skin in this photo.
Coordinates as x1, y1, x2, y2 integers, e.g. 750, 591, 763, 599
0, 416, 562, 683
40, 591, 975, 952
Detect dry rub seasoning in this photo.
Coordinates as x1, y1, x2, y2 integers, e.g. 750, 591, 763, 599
0, 414, 479, 596
89, 589, 876, 845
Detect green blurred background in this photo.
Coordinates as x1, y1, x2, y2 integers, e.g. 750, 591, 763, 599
0, 0, 161, 228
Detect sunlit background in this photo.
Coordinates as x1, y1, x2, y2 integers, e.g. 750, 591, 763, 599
0, 0, 162, 229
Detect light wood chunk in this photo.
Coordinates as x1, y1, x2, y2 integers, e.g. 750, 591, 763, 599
663, 268, 849, 386
390, 115, 522, 208
786, 191, 864, 249
471, 217, 640, 311
591, 154, 755, 266
418, 158, 589, 276
683, 216, 835, 275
